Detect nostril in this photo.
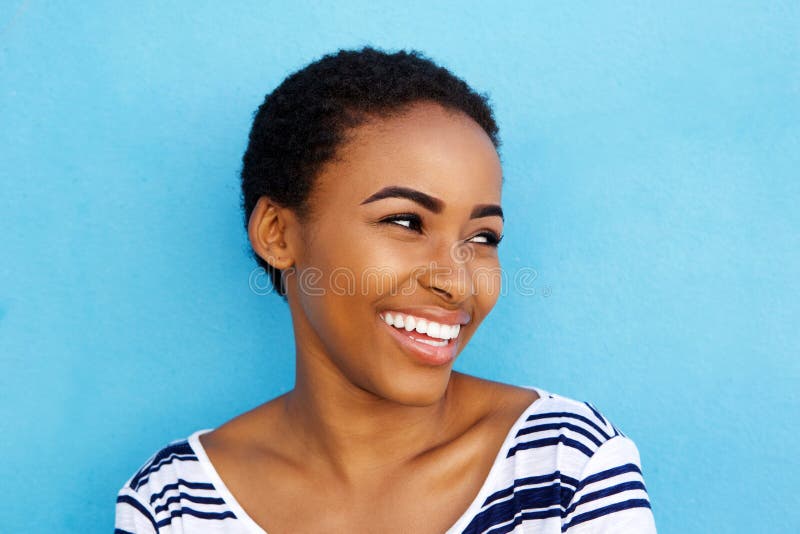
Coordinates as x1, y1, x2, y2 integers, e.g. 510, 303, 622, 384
431, 286, 451, 298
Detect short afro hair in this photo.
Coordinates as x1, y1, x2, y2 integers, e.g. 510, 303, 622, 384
240, 46, 501, 299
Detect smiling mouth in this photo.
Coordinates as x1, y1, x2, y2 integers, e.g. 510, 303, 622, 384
378, 311, 461, 343
377, 311, 461, 365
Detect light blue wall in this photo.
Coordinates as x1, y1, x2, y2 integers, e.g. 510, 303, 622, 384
1, 2, 797, 532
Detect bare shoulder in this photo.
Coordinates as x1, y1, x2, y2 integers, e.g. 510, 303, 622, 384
198, 392, 292, 468
450, 371, 540, 424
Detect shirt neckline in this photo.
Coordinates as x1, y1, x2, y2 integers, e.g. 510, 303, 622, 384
188, 385, 549, 534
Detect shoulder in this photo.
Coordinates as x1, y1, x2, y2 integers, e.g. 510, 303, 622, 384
459, 373, 627, 448
515, 387, 630, 449
462, 375, 649, 486
508, 386, 642, 476
115, 431, 238, 533
512, 388, 657, 532
446, 380, 657, 533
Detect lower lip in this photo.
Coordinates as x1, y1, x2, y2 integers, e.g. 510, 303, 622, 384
379, 316, 460, 366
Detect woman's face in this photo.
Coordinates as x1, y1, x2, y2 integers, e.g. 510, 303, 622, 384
286, 101, 504, 406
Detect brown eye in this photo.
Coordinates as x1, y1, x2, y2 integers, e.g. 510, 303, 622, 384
469, 232, 503, 247
380, 213, 423, 233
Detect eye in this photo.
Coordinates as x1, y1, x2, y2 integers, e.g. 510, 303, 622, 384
469, 231, 504, 247
378, 214, 503, 247
379, 213, 423, 233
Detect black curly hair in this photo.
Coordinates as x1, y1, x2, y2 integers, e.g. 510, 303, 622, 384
240, 46, 501, 299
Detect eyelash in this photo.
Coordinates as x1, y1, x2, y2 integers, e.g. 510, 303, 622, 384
379, 213, 504, 247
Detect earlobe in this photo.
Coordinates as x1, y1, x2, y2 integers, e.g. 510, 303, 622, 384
247, 196, 295, 270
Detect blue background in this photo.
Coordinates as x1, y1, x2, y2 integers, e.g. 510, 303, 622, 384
1, 2, 798, 532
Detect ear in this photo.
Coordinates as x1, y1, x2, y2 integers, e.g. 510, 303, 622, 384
247, 196, 297, 271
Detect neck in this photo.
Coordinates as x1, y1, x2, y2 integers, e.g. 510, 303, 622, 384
281, 354, 461, 486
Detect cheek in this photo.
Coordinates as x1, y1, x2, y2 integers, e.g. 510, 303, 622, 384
293, 222, 397, 321
310, 247, 404, 298
314, 231, 414, 298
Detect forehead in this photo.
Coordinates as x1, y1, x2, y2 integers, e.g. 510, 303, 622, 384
311, 102, 503, 211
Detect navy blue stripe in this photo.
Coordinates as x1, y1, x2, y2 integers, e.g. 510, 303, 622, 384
134, 454, 199, 491
525, 412, 611, 441
573, 463, 642, 495
153, 492, 228, 514
462, 483, 562, 534
463, 479, 650, 534
481, 471, 579, 509
156, 507, 237, 528
516, 422, 603, 447
130, 442, 195, 489
583, 402, 607, 426
507, 435, 594, 458
564, 480, 647, 517
116, 495, 159, 533
484, 507, 563, 534
150, 479, 216, 504
562, 498, 652, 531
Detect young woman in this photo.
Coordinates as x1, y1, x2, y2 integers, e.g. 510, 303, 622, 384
115, 47, 657, 533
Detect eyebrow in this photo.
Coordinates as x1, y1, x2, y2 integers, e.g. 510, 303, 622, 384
360, 185, 504, 221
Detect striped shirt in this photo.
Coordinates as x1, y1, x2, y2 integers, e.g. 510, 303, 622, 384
115, 387, 657, 533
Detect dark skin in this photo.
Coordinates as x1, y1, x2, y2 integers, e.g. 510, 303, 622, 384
200, 101, 539, 533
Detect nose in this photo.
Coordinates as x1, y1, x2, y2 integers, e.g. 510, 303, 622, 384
419, 239, 474, 302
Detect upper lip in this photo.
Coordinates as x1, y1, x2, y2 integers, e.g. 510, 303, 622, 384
379, 306, 471, 326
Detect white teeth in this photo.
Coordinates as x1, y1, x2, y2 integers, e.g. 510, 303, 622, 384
427, 322, 440, 338
415, 337, 448, 347
415, 318, 428, 334
381, 312, 461, 341
440, 324, 452, 339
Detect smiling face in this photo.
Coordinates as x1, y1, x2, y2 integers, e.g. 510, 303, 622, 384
279, 101, 504, 406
